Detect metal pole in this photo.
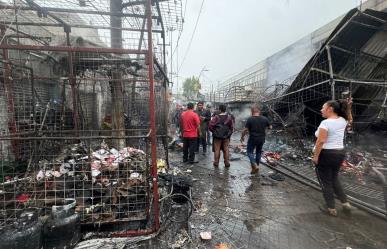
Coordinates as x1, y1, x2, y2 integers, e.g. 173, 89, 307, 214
66, 30, 79, 132
0, 44, 147, 54
326, 46, 335, 100
0, 4, 159, 19
1, 26, 19, 159
110, 0, 126, 149
211, 83, 213, 103
146, 0, 160, 231
370, 167, 387, 217
170, 30, 173, 83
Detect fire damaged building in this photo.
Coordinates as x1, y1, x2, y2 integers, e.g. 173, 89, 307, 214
0, 0, 182, 247
216, 0, 387, 134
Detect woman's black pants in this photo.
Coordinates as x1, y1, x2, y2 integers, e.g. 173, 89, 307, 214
315, 149, 347, 209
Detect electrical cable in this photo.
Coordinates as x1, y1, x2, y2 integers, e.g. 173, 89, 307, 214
166, 0, 187, 66
177, 0, 205, 74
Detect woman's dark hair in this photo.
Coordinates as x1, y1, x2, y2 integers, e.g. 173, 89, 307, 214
325, 99, 350, 120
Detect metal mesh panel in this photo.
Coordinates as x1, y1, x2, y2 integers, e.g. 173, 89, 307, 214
0, 34, 169, 231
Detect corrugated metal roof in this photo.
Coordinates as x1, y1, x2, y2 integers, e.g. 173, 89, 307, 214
270, 8, 387, 132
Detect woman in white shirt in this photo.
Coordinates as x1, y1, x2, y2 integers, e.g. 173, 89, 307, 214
313, 99, 352, 216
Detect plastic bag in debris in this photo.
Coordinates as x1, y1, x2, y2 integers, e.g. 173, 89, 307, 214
268, 172, 285, 181
157, 159, 167, 173
129, 172, 142, 180
92, 149, 109, 160
200, 231, 212, 240
119, 147, 145, 158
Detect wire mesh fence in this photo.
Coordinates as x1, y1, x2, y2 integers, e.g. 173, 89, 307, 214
0, 45, 168, 228
0, 0, 173, 232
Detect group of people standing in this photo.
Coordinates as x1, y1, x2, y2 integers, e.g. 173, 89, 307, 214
175, 102, 271, 175
177, 102, 232, 165
174, 98, 354, 217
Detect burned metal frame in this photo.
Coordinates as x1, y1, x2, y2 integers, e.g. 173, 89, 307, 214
0, 0, 174, 237
216, 8, 387, 133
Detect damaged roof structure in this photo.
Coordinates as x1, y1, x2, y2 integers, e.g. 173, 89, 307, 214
215, 5, 387, 134
265, 8, 387, 133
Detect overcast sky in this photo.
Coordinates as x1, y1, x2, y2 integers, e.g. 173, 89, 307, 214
168, 0, 361, 93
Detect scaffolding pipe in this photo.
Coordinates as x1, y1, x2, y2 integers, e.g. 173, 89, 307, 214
66, 31, 79, 132
110, 0, 126, 150
0, 4, 160, 19
111, 0, 160, 237
0, 26, 20, 159
0, 21, 161, 33
326, 45, 336, 100
0, 44, 147, 53
146, 0, 160, 232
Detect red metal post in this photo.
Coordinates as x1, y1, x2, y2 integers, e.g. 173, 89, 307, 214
1, 26, 20, 159
146, 0, 160, 231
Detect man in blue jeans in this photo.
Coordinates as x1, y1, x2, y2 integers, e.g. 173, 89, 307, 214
240, 105, 272, 174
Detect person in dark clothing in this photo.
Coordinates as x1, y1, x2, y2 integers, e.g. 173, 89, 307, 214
180, 103, 200, 164
241, 105, 272, 174
313, 99, 352, 216
209, 104, 234, 168
173, 104, 183, 129
195, 101, 211, 154
206, 104, 212, 145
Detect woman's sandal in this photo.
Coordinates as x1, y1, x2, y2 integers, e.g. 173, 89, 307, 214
319, 205, 337, 217
342, 202, 352, 215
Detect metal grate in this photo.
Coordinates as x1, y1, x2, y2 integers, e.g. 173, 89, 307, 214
0, 0, 174, 234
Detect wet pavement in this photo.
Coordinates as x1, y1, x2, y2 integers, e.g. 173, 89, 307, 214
78, 135, 387, 249
144, 135, 387, 249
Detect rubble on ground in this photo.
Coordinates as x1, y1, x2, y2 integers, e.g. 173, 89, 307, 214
1, 141, 148, 223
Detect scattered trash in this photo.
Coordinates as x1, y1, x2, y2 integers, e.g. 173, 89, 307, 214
0, 208, 42, 249
43, 199, 81, 249
198, 207, 208, 217
214, 243, 230, 249
263, 152, 281, 166
168, 133, 184, 151
200, 231, 212, 240
19, 142, 149, 223
170, 232, 189, 248
264, 152, 281, 160
157, 159, 167, 174
229, 156, 241, 161
16, 193, 30, 203
268, 172, 285, 181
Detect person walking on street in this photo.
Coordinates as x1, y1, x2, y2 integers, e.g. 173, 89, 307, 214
241, 105, 272, 174
180, 103, 200, 164
209, 104, 234, 168
196, 101, 211, 154
313, 99, 352, 216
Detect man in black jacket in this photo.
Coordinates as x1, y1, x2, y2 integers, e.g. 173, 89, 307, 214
195, 101, 211, 154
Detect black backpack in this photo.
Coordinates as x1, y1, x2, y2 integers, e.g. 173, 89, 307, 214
212, 115, 232, 139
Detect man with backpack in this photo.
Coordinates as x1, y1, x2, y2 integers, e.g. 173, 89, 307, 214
240, 105, 272, 174
209, 104, 234, 168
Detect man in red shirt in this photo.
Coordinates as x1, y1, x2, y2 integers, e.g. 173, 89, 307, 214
180, 102, 200, 163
